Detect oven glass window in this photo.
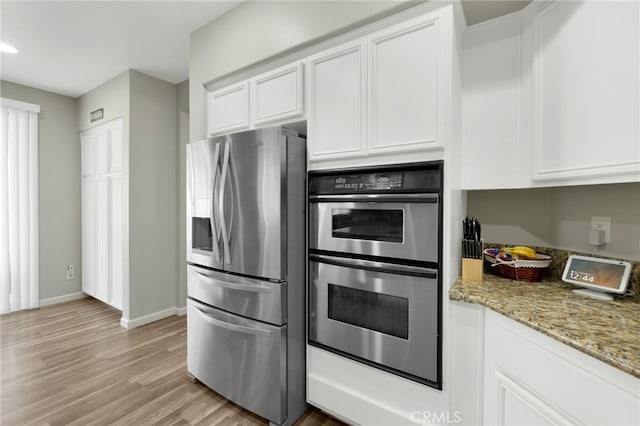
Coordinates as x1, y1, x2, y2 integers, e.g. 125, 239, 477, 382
328, 284, 409, 339
192, 217, 212, 251
331, 209, 403, 243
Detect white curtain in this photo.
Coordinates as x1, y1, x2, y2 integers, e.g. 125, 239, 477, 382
0, 98, 39, 313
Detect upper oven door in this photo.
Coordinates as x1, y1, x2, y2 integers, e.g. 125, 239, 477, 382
309, 194, 439, 263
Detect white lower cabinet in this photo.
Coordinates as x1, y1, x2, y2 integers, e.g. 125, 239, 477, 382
482, 309, 640, 426
81, 118, 124, 310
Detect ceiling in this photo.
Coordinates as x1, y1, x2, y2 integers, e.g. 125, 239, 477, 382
0, 1, 241, 97
0, 1, 531, 99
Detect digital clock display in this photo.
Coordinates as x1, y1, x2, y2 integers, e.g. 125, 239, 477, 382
562, 255, 632, 294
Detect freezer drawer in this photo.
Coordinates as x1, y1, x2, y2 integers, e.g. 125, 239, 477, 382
187, 299, 287, 424
188, 264, 286, 325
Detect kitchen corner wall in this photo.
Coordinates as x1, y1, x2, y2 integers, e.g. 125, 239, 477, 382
128, 70, 178, 320
77, 70, 179, 322
0, 80, 81, 302
468, 183, 640, 261
189, 0, 413, 142
176, 80, 188, 309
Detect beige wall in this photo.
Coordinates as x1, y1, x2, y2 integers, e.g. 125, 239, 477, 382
0, 80, 81, 300
176, 80, 188, 308
129, 70, 178, 319
189, 0, 413, 141
468, 183, 640, 260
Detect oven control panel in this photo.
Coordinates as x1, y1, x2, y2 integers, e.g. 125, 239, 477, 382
334, 173, 404, 190
309, 161, 442, 194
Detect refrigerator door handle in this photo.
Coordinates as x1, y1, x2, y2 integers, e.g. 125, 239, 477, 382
210, 141, 222, 263
195, 306, 272, 337
219, 139, 231, 262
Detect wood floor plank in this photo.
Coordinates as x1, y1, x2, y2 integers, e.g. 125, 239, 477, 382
0, 297, 345, 426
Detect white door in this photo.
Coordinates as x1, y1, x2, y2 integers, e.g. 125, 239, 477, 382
81, 179, 96, 297
207, 81, 250, 136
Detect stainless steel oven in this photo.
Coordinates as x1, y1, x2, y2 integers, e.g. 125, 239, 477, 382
308, 161, 443, 388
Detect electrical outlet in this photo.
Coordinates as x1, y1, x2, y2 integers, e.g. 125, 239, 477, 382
66, 264, 75, 280
590, 217, 611, 243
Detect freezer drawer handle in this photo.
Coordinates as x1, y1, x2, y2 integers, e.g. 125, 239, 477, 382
196, 272, 272, 294
195, 306, 272, 337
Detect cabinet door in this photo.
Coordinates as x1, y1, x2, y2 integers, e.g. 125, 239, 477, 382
109, 175, 123, 310
484, 310, 640, 426
307, 40, 367, 161
251, 62, 304, 126
531, 1, 640, 183
95, 130, 109, 175
81, 179, 96, 296
81, 134, 95, 176
109, 121, 123, 172
369, 15, 442, 154
207, 81, 250, 136
95, 176, 110, 304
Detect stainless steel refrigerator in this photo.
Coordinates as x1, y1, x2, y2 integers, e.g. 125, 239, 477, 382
186, 126, 307, 425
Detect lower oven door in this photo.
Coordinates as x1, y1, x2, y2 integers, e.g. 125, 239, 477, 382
187, 299, 286, 423
308, 254, 439, 386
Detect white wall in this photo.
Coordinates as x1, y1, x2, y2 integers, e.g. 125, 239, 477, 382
467, 183, 640, 260
0, 80, 81, 301
189, 0, 413, 142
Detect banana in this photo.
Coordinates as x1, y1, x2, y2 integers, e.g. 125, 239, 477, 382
501, 246, 537, 259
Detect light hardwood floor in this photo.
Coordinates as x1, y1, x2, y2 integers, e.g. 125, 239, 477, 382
0, 297, 344, 426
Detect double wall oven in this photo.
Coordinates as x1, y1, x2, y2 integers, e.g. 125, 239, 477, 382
308, 161, 443, 388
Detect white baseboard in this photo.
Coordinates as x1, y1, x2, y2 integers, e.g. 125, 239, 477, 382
40, 292, 87, 307
120, 306, 186, 329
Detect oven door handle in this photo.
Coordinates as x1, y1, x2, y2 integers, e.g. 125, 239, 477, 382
308, 193, 438, 203
309, 254, 437, 278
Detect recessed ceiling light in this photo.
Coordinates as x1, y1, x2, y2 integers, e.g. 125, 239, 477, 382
0, 43, 18, 54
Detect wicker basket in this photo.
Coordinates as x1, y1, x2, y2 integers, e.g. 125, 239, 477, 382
483, 248, 552, 282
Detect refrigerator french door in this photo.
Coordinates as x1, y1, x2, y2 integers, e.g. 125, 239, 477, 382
186, 126, 307, 426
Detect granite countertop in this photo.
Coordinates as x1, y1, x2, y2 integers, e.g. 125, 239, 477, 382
449, 273, 640, 379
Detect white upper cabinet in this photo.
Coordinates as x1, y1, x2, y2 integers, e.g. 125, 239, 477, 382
207, 61, 305, 136
307, 8, 450, 167
251, 62, 304, 126
307, 40, 367, 160
461, 0, 640, 189
369, 17, 440, 154
207, 81, 250, 136
531, 1, 640, 184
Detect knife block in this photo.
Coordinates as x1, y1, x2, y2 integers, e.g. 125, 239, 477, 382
462, 258, 483, 282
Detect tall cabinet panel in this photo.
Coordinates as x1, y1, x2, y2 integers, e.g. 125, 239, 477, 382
80, 118, 124, 310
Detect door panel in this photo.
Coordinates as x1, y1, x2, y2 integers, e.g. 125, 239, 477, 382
81, 179, 96, 296
95, 176, 110, 303
310, 199, 439, 263
219, 128, 284, 280
309, 257, 438, 383
110, 176, 123, 310
187, 299, 286, 424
